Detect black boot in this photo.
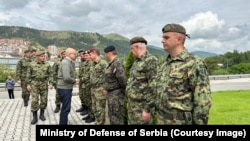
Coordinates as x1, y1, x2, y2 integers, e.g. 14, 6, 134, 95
85, 117, 95, 123
80, 106, 88, 116
39, 109, 46, 121
76, 104, 85, 112
54, 104, 61, 113
82, 115, 90, 120
24, 100, 28, 107
31, 111, 38, 124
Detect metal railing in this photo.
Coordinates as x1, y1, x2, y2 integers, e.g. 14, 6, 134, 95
209, 74, 250, 80
0, 74, 250, 88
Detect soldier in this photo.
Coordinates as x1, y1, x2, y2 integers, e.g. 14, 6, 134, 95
103, 45, 127, 125
16, 48, 32, 106
75, 49, 87, 113
80, 50, 93, 120
126, 36, 158, 125
52, 50, 66, 113
26, 51, 53, 124
88, 47, 108, 124
30, 48, 37, 61
155, 23, 212, 125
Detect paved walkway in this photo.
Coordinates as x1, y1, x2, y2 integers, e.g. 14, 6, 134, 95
0, 88, 99, 141
1, 78, 250, 140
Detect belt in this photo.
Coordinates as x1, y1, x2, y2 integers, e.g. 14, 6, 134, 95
159, 111, 185, 120
33, 78, 46, 81
107, 87, 121, 92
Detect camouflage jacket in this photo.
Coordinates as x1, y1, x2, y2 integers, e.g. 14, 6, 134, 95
78, 60, 85, 84
26, 60, 53, 85
81, 60, 92, 84
51, 58, 62, 85
104, 57, 127, 91
126, 51, 158, 112
16, 57, 32, 81
90, 58, 108, 88
155, 48, 212, 125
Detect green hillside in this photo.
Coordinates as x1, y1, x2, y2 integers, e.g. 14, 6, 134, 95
0, 26, 218, 58
0, 26, 165, 57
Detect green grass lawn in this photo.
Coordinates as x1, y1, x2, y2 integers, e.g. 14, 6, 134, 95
208, 90, 250, 124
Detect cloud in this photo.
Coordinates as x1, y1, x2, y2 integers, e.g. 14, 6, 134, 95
0, 0, 32, 9
182, 11, 225, 39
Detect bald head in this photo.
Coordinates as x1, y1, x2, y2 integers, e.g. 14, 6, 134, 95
65, 47, 77, 60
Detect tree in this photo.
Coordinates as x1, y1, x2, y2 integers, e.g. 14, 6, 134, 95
0, 64, 16, 82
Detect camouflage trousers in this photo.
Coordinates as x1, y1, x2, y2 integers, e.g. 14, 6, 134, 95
54, 85, 61, 105
30, 81, 48, 112
107, 89, 125, 125
91, 86, 106, 125
78, 81, 84, 105
82, 84, 92, 113
156, 110, 192, 125
20, 80, 30, 101
127, 98, 154, 125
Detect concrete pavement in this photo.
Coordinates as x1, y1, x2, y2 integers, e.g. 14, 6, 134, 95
1, 78, 250, 140
0, 88, 98, 141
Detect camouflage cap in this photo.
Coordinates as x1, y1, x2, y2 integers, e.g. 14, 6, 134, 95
60, 50, 66, 54
130, 36, 147, 45
24, 48, 31, 53
162, 23, 190, 38
36, 51, 45, 56
104, 45, 116, 53
31, 48, 37, 52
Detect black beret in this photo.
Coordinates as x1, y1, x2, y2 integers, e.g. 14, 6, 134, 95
104, 46, 116, 53
130, 36, 147, 45
78, 49, 84, 53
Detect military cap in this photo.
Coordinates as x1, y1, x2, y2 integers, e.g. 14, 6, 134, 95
104, 46, 116, 53
36, 51, 45, 56
31, 48, 37, 52
89, 47, 98, 53
79, 49, 89, 54
60, 50, 66, 54
130, 36, 147, 45
162, 23, 190, 38
78, 49, 84, 53
24, 48, 31, 53
83, 50, 90, 54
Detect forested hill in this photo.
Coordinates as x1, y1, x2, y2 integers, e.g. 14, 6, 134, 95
0, 26, 166, 57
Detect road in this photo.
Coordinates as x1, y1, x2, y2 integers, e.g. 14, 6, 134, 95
1, 78, 250, 99
210, 78, 250, 92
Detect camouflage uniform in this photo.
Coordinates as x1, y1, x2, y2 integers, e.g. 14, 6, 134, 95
51, 58, 63, 109
90, 58, 108, 125
126, 51, 158, 125
104, 57, 127, 125
80, 60, 92, 116
155, 48, 212, 125
76, 59, 85, 111
16, 55, 32, 106
26, 56, 53, 124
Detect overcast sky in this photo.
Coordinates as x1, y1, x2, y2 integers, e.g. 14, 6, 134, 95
0, 0, 250, 54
